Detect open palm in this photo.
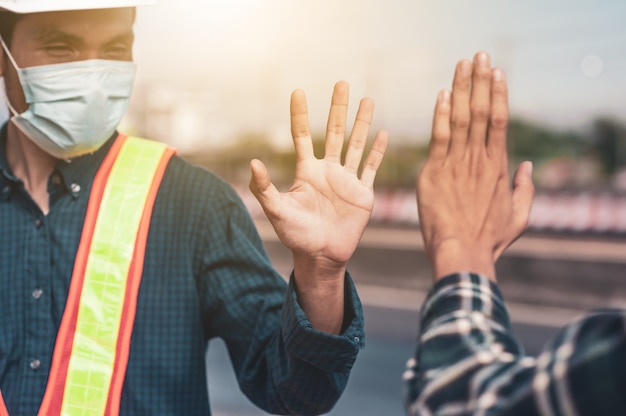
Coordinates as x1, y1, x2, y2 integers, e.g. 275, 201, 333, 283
250, 81, 388, 267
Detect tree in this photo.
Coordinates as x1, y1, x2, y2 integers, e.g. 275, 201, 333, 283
588, 118, 626, 176
507, 118, 583, 165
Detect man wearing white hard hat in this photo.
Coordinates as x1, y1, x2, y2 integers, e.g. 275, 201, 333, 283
0, 1, 388, 415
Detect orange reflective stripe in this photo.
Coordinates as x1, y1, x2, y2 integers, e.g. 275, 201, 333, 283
0, 392, 8, 416
0, 136, 127, 416
39, 134, 128, 416
0, 135, 174, 415
0, 134, 176, 416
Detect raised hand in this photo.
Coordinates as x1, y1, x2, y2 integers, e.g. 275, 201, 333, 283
250, 81, 387, 268
249, 81, 388, 332
416, 52, 535, 281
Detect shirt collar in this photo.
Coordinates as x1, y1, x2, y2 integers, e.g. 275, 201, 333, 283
54, 132, 118, 197
0, 124, 119, 198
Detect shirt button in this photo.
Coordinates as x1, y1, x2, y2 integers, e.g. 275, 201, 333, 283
50, 174, 62, 186
35, 219, 43, 228
2, 185, 9, 194
30, 359, 41, 370
32, 288, 43, 300
70, 183, 81, 193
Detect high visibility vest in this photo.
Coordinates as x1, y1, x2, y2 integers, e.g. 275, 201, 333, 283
0, 134, 176, 416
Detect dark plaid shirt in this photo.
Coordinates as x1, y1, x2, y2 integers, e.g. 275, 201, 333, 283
0, 127, 364, 415
405, 273, 626, 416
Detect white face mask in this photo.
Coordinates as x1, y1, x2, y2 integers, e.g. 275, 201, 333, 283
1, 37, 135, 159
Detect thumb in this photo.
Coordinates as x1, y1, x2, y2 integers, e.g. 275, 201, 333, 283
511, 161, 535, 231
249, 159, 280, 214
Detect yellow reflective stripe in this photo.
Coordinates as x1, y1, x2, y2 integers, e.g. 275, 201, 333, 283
60, 137, 168, 416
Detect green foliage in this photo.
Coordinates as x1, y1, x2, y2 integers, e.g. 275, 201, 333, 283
586, 118, 626, 176
180, 117, 625, 189
507, 118, 583, 164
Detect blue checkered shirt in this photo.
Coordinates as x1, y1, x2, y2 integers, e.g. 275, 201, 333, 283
405, 273, 626, 415
0, 127, 364, 415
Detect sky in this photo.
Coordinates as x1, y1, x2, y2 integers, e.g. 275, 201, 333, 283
128, 0, 626, 150
3, 0, 625, 150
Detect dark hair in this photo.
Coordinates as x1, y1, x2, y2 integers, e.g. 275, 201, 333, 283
0, 11, 21, 46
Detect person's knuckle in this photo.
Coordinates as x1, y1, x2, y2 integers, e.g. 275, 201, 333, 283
490, 113, 509, 129
327, 123, 346, 136
474, 68, 491, 83
470, 104, 489, 122
451, 114, 470, 130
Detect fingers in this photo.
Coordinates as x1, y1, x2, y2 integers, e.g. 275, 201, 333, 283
468, 52, 492, 151
487, 68, 509, 161
249, 158, 281, 215
433, 52, 510, 168
290, 89, 315, 161
427, 89, 452, 162
447, 59, 473, 158
344, 97, 375, 173
360, 130, 389, 188
291, 81, 384, 184
325, 81, 350, 163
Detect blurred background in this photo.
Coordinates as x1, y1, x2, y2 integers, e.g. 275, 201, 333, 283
122, 0, 625, 414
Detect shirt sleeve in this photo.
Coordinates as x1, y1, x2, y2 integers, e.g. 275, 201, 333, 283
404, 272, 626, 416
195, 177, 364, 415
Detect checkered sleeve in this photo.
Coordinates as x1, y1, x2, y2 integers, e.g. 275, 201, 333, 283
195, 175, 363, 415
404, 273, 626, 416
281, 271, 365, 372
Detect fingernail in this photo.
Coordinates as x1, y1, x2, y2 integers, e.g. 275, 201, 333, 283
493, 68, 506, 81
460, 60, 472, 76
477, 51, 489, 65
526, 161, 533, 177
440, 89, 451, 103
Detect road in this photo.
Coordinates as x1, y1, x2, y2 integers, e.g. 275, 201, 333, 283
202, 222, 622, 415
206, 304, 563, 416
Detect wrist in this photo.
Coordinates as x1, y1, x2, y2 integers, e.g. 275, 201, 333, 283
429, 239, 496, 282
292, 252, 347, 284
292, 253, 346, 334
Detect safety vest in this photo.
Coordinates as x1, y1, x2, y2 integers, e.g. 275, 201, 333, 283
0, 134, 175, 416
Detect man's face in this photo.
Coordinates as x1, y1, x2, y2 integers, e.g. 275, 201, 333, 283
1, 7, 135, 114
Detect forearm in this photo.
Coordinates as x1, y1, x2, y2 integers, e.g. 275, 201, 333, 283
207, 261, 361, 415
406, 273, 626, 415
292, 253, 346, 334
233, 273, 363, 415
430, 240, 496, 282
406, 273, 527, 415
257, 274, 363, 414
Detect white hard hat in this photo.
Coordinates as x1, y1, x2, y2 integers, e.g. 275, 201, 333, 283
0, 0, 156, 13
